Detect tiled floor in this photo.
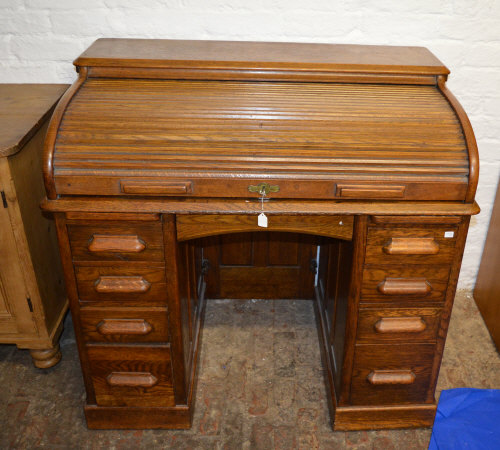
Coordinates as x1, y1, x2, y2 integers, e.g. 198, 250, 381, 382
1, 291, 499, 449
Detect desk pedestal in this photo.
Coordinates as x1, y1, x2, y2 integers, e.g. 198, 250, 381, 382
51, 209, 470, 430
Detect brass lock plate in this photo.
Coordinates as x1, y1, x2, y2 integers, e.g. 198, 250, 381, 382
248, 182, 280, 196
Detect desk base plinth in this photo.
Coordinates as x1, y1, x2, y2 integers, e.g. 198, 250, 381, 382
84, 405, 192, 430
333, 404, 437, 431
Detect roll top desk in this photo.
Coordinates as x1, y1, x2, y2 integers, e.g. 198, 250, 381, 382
42, 39, 479, 430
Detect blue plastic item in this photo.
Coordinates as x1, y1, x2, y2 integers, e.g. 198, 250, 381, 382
429, 388, 500, 450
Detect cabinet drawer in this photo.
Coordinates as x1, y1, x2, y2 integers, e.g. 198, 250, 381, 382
350, 343, 436, 405
365, 227, 458, 265
360, 266, 450, 303
80, 307, 169, 343
357, 307, 441, 343
68, 222, 164, 262
75, 265, 167, 306
86, 345, 175, 407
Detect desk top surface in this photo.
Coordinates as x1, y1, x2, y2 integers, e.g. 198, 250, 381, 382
75, 39, 449, 76
0, 84, 68, 157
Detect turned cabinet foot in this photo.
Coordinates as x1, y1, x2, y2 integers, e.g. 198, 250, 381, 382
29, 344, 62, 369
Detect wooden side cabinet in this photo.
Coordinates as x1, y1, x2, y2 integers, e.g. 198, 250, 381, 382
474, 179, 500, 350
0, 84, 69, 368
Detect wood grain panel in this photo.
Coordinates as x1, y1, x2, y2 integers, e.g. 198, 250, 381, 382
350, 343, 436, 405
474, 181, 500, 350
219, 267, 301, 299
75, 39, 449, 75
86, 344, 175, 407
68, 221, 163, 262
176, 214, 353, 241
52, 78, 469, 200
219, 233, 254, 266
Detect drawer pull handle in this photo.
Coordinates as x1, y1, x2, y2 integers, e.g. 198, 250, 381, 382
377, 278, 431, 296
97, 319, 153, 336
383, 238, 439, 255
106, 372, 158, 388
121, 180, 192, 195
374, 317, 427, 334
336, 184, 405, 199
88, 235, 146, 253
94, 276, 151, 294
367, 370, 416, 385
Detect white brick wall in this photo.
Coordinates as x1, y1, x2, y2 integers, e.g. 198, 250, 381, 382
1, 0, 499, 289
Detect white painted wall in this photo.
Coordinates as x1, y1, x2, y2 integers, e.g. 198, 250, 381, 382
1, 0, 499, 289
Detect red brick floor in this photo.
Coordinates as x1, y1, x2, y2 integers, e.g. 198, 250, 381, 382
1, 291, 498, 449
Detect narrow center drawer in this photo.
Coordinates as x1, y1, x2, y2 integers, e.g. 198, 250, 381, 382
80, 307, 169, 343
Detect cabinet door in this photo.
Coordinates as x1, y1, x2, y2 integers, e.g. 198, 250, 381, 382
0, 183, 35, 336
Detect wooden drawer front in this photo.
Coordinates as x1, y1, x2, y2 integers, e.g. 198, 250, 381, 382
80, 307, 169, 343
68, 222, 163, 262
365, 227, 458, 265
361, 266, 450, 303
86, 345, 175, 407
350, 343, 435, 405
357, 307, 441, 343
75, 265, 167, 306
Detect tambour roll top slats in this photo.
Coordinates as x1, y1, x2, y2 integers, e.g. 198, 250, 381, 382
46, 39, 476, 201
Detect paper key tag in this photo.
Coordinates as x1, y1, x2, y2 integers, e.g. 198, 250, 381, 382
444, 231, 455, 238
258, 212, 268, 228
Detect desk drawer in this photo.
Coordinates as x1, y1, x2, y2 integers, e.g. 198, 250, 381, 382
75, 265, 167, 306
360, 266, 450, 303
357, 307, 441, 343
365, 227, 458, 266
80, 307, 169, 343
68, 222, 164, 262
86, 345, 175, 407
350, 343, 435, 405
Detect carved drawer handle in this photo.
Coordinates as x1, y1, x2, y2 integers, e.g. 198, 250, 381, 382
336, 184, 405, 198
97, 319, 153, 336
106, 372, 158, 388
88, 235, 146, 253
377, 278, 431, 296
367, 370, 416, 385
374, 317, 427, 334
383, 238, 439, 255
94, 276, 151, 294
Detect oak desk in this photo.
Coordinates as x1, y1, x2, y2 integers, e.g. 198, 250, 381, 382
42, 39, 479, 430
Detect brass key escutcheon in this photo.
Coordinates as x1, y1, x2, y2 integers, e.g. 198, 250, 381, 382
248, 182, 280, 196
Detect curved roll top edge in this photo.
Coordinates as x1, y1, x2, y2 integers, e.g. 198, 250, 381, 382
43, 68, 477, 204
43, 67, 88, 199
437, 75, 479, 203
